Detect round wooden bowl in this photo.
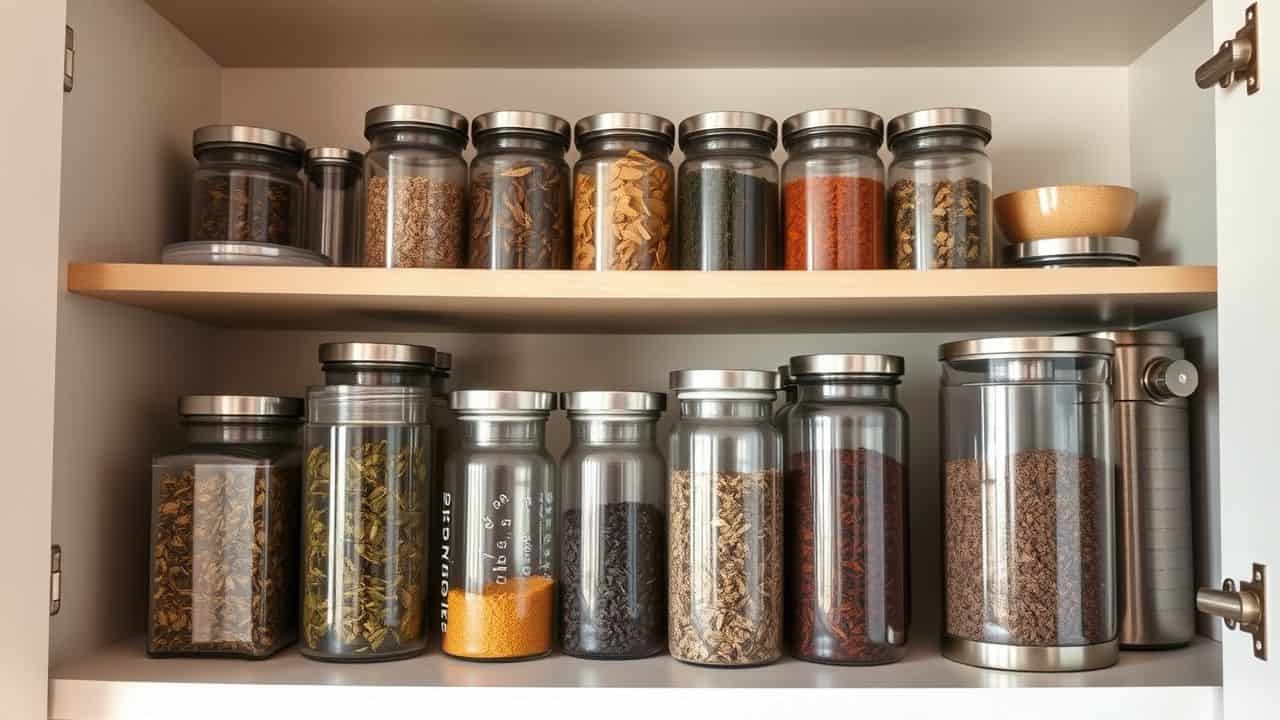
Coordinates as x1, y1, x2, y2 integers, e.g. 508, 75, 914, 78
995, 184, 1137, 242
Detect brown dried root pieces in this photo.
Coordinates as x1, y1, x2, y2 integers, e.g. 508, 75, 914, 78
469, 160, 568, 268
573, 150, 672, 270
892, 178, 988, 269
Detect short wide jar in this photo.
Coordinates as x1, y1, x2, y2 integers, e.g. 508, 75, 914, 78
189, 125, 305, 247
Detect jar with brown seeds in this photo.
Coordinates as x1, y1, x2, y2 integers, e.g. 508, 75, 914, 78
468, 111, 571, 269
572, 113, 675, 271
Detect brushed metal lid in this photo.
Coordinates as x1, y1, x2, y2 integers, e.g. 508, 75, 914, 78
781, 108, 884, 146
179, 394, 303, 418
304, 146, 364, 169
887, 107, 992, 147
678, 111, 778, 148
450, 389, 556, 412
472, 110, 571, 145
319, 342, 436, 367
1086, 329, 1183, 347
560, 391, 666, 414
364, 104, 468, 138
669, 369, 777, 393
574, 112, 676, 148
790, 353, 905, 376
192, 125, 306, 155
940, 335, 1114, 360
1008, 236, 1140, 266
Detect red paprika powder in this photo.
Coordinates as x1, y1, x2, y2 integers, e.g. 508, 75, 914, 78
783, 176, 886, 270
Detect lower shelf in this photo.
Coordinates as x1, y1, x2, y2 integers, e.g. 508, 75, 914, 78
50, 635, 1222, 719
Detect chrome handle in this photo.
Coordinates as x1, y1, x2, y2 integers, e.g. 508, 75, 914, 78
1197, 38, 1253, 89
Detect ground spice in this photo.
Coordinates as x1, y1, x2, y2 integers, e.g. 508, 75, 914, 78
783, 176, 886, 269
364, 175, 464, 267
442, 575, 555, 659
678, 168, 778, 269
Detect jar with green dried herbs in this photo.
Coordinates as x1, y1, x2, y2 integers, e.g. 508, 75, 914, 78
302, 385, 431, 662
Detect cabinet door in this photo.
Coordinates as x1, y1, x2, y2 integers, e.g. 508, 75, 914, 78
1214, 0, 1279, 716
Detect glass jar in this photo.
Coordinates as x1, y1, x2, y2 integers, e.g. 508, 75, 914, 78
318, 341, 435, 387
940, 336, 1118, 672
781, 109, 887, 270
441, 390, 557, 661
301, 386, 431, 662
362, 104, 468, 268
304, 146, 364, 265
469, 111, 571, 269
887, 108, 993, 269
572, 113, 675, 270
189, 125, 305, 247
677, 112, 780, 270
668, 369, 782, 666
785, 354, 909, 665
147, 395, 303, 658
559, 391, 667, 659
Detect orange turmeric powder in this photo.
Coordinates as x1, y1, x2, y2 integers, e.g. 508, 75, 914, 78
442, 575, 555, 659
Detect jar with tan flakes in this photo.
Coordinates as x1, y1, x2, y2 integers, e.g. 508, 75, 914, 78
362, 104, 468, 268
572, 112, 675, 270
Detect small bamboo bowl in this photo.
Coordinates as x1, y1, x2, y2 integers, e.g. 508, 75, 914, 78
995, 184, 1137, 242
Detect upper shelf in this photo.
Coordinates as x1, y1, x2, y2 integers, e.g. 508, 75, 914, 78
66, 263, 1217, 334
145, 0, 1202, 68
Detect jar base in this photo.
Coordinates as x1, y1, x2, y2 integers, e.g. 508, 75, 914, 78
671, 654, 781, 668
299, 644, 428, 663
443, 649, 553, 663
561, 646, 664, 661
790, 650, 907, 666
941, 636, 1118, 672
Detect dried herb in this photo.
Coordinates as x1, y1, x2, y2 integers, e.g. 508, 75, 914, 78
191, 173, 297, 246
669, 469, 782, 666
891, 178, 990, 269
469, 159, 569, 268
677, 168, 778, 270
783, 176, 886, 269
302, 437, 428, 659
560, 502, 665, 658
148, 464, 299, 657
573, 150, 672, 270
364, 175, 464, 267
442, 575, 555, 660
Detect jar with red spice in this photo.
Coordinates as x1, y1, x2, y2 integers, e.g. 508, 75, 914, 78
784, 353, 909, 665
781, 109, 887, 270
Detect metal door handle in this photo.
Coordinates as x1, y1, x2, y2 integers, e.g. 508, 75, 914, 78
1196, 3, 1260, 95
1198, 564, 1267, 660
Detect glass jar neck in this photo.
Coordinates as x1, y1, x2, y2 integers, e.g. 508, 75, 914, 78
459, 416, 548, 447
796, 375, 899, 403
183, 418, 299, 445
679, 397, 773, 419
786, 131, 881, 156
683, 133, 774, 158
475, 132, 567, 158
306, 162, 361, 186
569, 416, 657, 445
579, 133, 672, 160
890, 130, 989, 156
368, 126, 466, 154
197, 146, 301, 172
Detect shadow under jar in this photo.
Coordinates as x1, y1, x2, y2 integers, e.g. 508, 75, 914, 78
668, 369, 782, 667
441, 390, 557, 661
189, 125, 305, 247
572, 112, 675, 270
468, 111, 572, 269
784, 354, 909, 665
678, 111, 780, 270
940, 336, 1118, 672
362, 104, 468, 268
887, 108, 993, 269
304, 146, 364, 266
559, 391, 667, 659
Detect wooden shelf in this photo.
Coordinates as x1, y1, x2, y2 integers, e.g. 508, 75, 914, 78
66, 263, 1218, 334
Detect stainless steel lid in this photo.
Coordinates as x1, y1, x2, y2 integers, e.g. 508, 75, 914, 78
1009, 236, 1140, 266
179, 394, 303, 418
161, 241, 331, 267
192, 125, 306, 155
669, 369, 777, 393
304, 146, 364, 168
319, 342, 436, 367
781, 109, 884, 146
887, 107, 992, 146
790, 353, 905, 376
574, 112, 676, 148
364, 104, 469, 138
678, 111, 778, 148
940, 335, 1115, 360
472, 110, 571, 145
1086, 329, 1183, 346
450, 390, 556, 412
560, 391, 666, 413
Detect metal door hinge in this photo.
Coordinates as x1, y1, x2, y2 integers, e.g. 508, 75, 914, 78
1198, 563, 1266, 660
63, 26, 74, 93
1195, 3, 1259, 95
49, 545, 61, 616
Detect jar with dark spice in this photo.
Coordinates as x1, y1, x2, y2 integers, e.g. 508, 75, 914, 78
362, 104, 468, 268
784, 354, 908, 665
668, 370, 782, 666
781, 109, 886, 270
189, 125, 305, 247
572, 113, 675, 271
304, 146, 364, 265
469, 111, 571, 269
887, 108, 993, 269
940, 336, 1117, 672
677, 112, 780, 270
148, 395, 303, 659
559, 391, 667, 659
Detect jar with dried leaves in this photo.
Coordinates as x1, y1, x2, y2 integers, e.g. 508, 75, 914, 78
572, 113, 675, 271
189, 125, 305, 248
468, 111, 571, 269
362, 104, 468, 268
668, 369, 782, 667
301, 386, 431, 662
147, 395, 304, 659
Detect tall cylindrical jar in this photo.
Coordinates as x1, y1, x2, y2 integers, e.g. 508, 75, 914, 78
668, 369, 782, 666
441, 390, 557, 661
888, 108, 993, 269
559, 391, 667, 659
572, 113, 675, 270
781, 109, 887, 270
785, 354, 909, 665
940, 336, 1118, 672
304, 147, 364, 265
189, 125, 305, 247
677, 112, 780, 270
362, 104, 468, 268
301, 386, 431, 662
469, 111, 572, 269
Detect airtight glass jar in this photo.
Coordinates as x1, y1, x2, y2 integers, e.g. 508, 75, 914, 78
785, 354, 909, 665
677, 112, 780, 270
441, 390, 557, 661
318, 341, 435, 387
468, 111, 572, 269
668, 369, 782, 666
362, 104, 468, 268
888, 108, 993, 269
781, 109, 887, 270
572, 113, 675, 270
148, 395, 303, 659
189, 125, 305, 247
559, 391, 667, 659
304, 146, 364, 265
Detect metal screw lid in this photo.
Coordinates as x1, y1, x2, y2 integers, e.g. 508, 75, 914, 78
192, 125, 306, 156
678, 111, 778, 149
1085, 329, 1183, 347
781, 108, 884, 147
472, 110, 571, 146
304, 146, 364, 169
179, 395, 303, 418
669, 369, 778, 394
886, 107, 992, 147
790, 353, 905, 377
318, 342, 436, 367
574, 112, 676, 149
450, 389, 556, 413
940, 335, 1114, 361
364, 104, 469, 139
560, 391, 666, 414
